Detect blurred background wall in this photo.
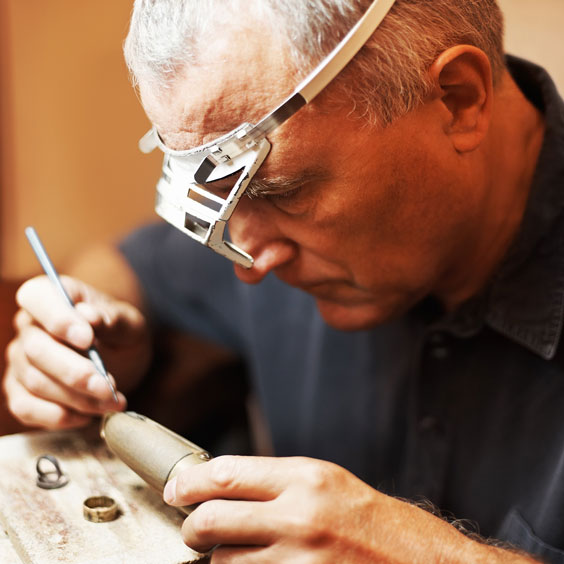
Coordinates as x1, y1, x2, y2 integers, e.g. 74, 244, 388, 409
499, 0, 563, 90
0, 0, 160, 279
0, 0, 562, 279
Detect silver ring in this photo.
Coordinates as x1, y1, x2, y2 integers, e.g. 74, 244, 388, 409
36, 454, 69, 489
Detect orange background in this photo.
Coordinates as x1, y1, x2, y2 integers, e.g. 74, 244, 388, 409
0, 0, 160, 279
0, 0, 562, 279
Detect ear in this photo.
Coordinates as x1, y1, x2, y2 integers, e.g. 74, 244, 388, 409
429, 45, 494, 153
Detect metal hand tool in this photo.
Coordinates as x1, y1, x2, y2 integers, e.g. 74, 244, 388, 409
25, 226, 118, 403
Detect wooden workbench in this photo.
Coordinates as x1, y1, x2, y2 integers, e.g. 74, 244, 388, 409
0, 426, 208, 563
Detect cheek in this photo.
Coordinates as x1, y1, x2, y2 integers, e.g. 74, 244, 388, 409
307, 159, 463, 281
354, 151, 456, 246
302, 174, 406, 258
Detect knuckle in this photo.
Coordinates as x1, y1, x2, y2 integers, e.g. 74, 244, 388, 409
21, 366, 46, 396
2, 367, 14, 393
13, 309, 29, 331
208, 456, 240, 491
15, 279, 34, 307
190, 503, 218, 539
301, 459, 333, 492
5, 339, 19, 364
43, 317, 72, 340
16, 277, 49, 309
20, 329, 43, 361
64, 364, 91, 388
7, 395, 34, 425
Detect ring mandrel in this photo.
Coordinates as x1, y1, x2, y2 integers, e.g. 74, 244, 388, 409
100, 411, 211, 515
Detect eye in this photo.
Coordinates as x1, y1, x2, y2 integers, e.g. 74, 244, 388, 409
268, 185, 301, 202
267, 185, 311, 215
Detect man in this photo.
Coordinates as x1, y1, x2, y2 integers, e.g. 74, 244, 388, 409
3, 0, 563, 561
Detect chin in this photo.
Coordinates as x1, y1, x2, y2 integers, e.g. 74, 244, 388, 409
315, 298, 399, 331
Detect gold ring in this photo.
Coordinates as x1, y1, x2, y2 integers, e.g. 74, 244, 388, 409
83, 496, 119, 523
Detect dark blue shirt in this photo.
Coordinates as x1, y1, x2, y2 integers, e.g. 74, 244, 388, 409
121, 57, 564, 562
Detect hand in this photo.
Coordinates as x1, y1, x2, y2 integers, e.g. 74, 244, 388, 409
162, 455, 529, 563
3, 274, 151, 429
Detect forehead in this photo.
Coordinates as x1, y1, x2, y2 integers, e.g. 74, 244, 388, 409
136, 11, 416, 186
139, 16, 299, 152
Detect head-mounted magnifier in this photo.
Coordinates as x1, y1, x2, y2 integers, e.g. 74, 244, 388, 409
139, 0, 396, 268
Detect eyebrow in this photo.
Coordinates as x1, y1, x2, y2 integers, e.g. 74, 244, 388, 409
246, 168, 329, 198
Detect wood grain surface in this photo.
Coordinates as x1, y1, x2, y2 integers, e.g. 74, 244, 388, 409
0, 426, 208, 564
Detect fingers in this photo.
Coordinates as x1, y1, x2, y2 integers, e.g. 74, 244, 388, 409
4, 274, 146, 430
173, 457, 348, 557
6, 286, 128, 428
164, 456, 295, 507
18, 324, 117, 401
3, 370, 93, 429
165, 457, 393, 562
16, 276, 94, 350
209, 546, 268, 564
182, 500, 276, 553
17, 275, 147, 349
164, 454, 472, 564
5, 336, 126, 426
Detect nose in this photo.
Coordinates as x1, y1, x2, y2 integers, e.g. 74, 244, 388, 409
228, 199, 297, 284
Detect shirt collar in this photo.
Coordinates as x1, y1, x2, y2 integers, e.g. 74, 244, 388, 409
441, 56, 564, 360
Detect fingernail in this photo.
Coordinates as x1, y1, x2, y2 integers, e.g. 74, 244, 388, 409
66, 324, 92, 347
163, 477, 177, 504
101, 309, 112, 326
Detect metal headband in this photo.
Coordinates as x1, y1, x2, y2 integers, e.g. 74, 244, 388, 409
140, 0, 396, 267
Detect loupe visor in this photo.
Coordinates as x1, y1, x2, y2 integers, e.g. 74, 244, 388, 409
140, 124, 270, 268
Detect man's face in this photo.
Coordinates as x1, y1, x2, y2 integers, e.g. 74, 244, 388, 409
140, 26, 480, 330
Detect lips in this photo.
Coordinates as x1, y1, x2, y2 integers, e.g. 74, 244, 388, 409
273, 263, 372, 303
285, 278, 373, 305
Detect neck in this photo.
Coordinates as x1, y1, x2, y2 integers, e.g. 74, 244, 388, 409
439, 70, 546, 311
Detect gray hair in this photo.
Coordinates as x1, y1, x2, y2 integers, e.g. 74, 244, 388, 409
124, 0, 505, 126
